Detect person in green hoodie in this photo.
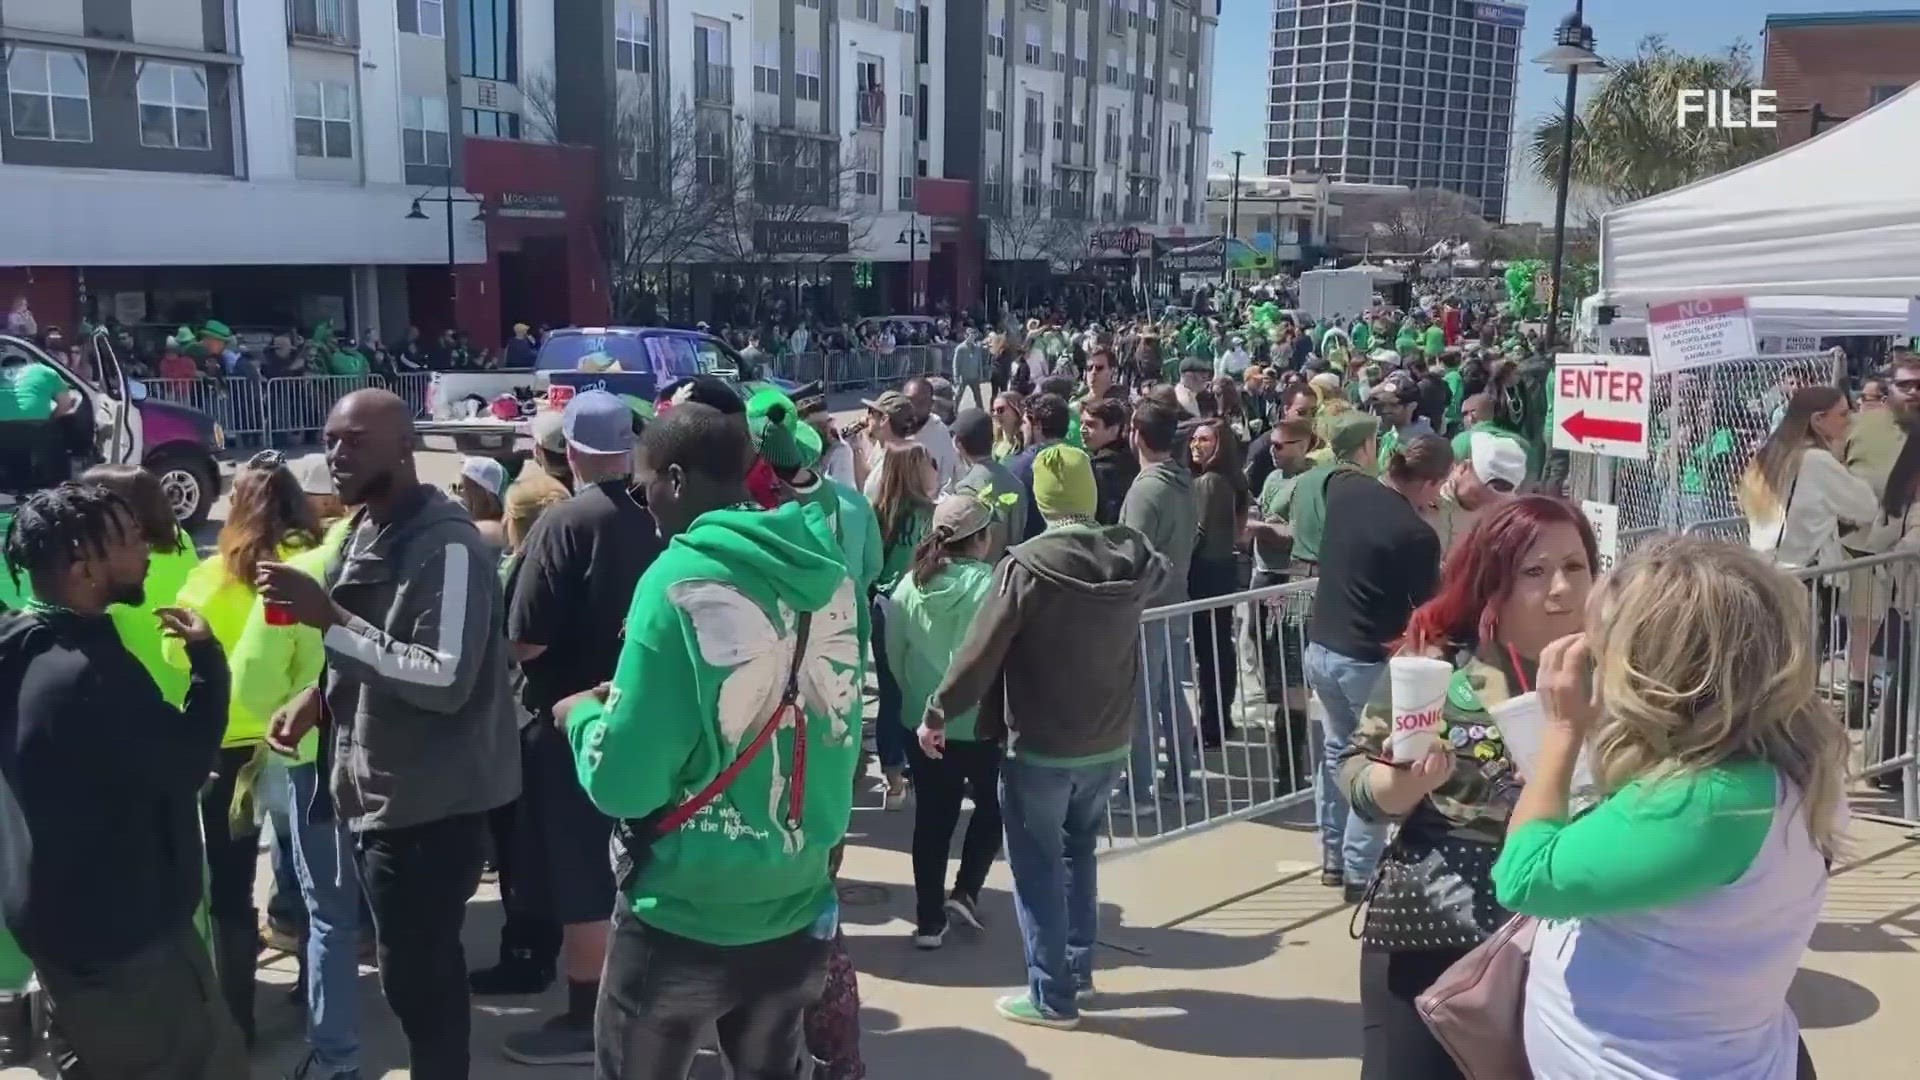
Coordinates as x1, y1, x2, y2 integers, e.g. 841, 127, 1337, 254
919, 444, 1169, 1031
887, 491, 1002, 950
561, 402, 865, 1078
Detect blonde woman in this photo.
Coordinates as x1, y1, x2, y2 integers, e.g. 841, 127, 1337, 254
1495, 538, 1846, 1080
1739, 385, 1876, 569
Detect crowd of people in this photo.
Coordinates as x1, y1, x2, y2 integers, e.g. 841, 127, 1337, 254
0, 280, 1897, 1080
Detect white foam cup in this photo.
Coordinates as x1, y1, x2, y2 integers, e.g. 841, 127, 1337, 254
1388, 655, 1453, 763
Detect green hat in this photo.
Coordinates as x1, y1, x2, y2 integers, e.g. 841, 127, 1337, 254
1031, 444, 1097, 523
1325, 412, 1380, 460
746, 386, 823, 469
200, 319, 233, 343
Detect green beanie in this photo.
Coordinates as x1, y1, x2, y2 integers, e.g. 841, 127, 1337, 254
1032, 444, 1097, 523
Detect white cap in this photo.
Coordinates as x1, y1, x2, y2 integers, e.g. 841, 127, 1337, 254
289, 453, 334, 497
459, 456, 510, 500
1469, 431, 1528, 491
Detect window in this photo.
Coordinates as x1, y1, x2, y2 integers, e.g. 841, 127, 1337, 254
917, 82, 928, 141
988, 18, 1005, 57
1023, 93, 1043, 151
414, 0, 444, 37
1072, 107, 1087, 143
986, 90, 1003, 131
1053, 102, 1064, 139
461, 0, 515, 81
754, 43, 779, 94
696, 121, 727, 184
855, 166, 879, 197
893, 0, 915, 33
1872, 84, 1908, 106
615, 5, 652, 74
1103, 106, 1121, 161
898, 174, 915, 208
694, 22, 731, 105
1022, 166, 1041, 208
798, 0, 818, 7
293, 79, 352, 158
856, 58, 884, 126
463, 107, 520, 138
133, 61, 210, 150
795, 47, 821, 101
856, 0, 880, 22
1104, 48, 1119, 84
290, 0, 352, 42
1024, 24, 1043, 65
402, 94, 450, 167
1073, 53, 1088, 77
6, 46, 91, 142
900, 91, 914, 118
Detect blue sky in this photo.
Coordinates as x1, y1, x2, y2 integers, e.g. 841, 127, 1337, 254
1208, 0, 1879, 222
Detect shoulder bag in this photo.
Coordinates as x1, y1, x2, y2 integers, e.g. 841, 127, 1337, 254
1415, 913, 1537, 1080
610, 613, 813, 893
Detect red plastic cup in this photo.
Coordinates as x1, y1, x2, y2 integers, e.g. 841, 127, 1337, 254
265, 604, 295, 627
547, 384, 575, 410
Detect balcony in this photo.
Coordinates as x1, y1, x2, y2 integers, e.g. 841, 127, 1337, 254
288, 0, 354, 46
695, 63, 734, 107
857, 87, 886, 129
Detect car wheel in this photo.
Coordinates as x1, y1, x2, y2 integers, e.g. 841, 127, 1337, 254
148, 450, 214, 531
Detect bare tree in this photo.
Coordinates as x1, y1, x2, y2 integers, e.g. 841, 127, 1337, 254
695, 119, 876, 317
521, 74, 717, 321
1342, 187, 1491, 256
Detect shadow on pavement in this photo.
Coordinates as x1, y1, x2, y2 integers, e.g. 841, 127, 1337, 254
1787, 967, 1881, 1030
858, 1007, 1050, 1080
1082, 988, 1362, 1060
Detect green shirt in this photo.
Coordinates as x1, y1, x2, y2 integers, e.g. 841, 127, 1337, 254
1442, 368, 1465, 432
1492, 760, 1777, 919
1422, 325, 1445, 358
1681, 428, 1736, 496
0, 362, 66, 420
1284, 461, 1364, 564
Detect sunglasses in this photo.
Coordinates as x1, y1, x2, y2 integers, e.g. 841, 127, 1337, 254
1893, 379, 1920, 394
247, 449, 287, 470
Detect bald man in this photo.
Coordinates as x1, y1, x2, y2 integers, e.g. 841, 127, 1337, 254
259, 386, 521, 1080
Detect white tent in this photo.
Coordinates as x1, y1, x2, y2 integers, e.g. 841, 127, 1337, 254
1578, 294, 1913, 343
1597, 84, 1920, 307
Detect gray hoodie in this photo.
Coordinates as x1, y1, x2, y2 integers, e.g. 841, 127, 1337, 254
1119, 458, 1198, 607
322, 487, 520, 832
925, 523, 1168, 760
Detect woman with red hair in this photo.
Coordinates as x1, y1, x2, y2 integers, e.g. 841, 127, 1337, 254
1337, 495, 1599, 1079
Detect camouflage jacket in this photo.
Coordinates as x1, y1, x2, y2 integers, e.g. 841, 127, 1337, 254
1336, 646, 1533, 845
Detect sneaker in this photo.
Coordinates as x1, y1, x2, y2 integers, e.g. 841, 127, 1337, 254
995, 993, 1079, 1030
502, 1014, 595, 1067
468, 954, 556, 996
912, 922, 947, 950
945, 894, 985, 931
288, 1052, 360, 1080
884, 780, 910, 811
1343, 881, 1368, 905
1320, 859, 1344, 888
262, 914, 304, 954
0, 994, 34, 1068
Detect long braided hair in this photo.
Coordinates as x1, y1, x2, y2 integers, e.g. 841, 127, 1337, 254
4, 482, 135, 594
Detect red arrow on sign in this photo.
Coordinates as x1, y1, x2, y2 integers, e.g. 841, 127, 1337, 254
1560, 410, 1644, 446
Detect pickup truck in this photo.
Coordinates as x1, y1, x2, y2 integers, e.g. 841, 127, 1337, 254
418, 326, 801, 461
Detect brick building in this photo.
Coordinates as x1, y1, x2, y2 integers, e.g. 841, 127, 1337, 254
1763, 10, 1920, 148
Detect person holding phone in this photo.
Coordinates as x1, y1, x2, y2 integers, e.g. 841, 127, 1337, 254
0, 483, 247, 1079
1338, 496, 1598, 1080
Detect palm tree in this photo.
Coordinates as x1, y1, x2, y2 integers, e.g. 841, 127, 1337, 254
1529, 35, 1775, 209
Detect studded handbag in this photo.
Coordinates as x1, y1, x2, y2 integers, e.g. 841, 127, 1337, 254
1352, 829, 1509, 951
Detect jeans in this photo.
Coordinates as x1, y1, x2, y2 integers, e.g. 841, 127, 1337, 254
870, 599, 908, 774
998, 755, 1121, 1019
288, 763, 363, 1076
905, 738, 1003, 930
594, 913, 829, 1080
34, 924, 249, 1080
1302, 643, 1388, 883
1129, 616, 1199, 799
356, 811, 489, 1080
261, 757, 306, 932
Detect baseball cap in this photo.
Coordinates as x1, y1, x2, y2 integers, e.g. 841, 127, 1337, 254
1325, 412, 1380, 459
289, 453, 334, 497
1469, 431, 1528, 492
562, 388, 635, 456
1369, 380, 1420, 407
459, 456, 509, 501
529, 409, 568, 454
930, 491, 996, 544
861, 390, 916, 422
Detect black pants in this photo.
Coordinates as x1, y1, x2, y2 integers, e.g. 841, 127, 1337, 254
35, 925, 249, 1080
905, 738, 1004, 930
595, 913, 830, 1080
357, 811, 489, 1080
198, 746, 262, 1042
1360, 946, 1822, 1080
486, 783, 562, 972
1189, 554, 1241, 745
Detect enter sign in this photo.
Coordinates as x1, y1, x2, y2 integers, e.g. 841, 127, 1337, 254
1551, 353, 1652, 461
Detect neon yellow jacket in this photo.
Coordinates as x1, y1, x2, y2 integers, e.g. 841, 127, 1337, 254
173, 535, 322, 746
226, 522, 349, 764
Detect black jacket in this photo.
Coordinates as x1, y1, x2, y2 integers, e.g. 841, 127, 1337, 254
1088, 443, 1140, 526
0, 609, 228, 962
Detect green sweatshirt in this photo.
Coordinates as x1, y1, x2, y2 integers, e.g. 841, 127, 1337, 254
567, 502, 866, 946
1493, 760, 1777, 918
228, 522, 351, 765
792, 476, 882, 594
884, 559, 994, 742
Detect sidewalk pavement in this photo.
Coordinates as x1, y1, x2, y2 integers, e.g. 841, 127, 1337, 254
11, 798, 1914, 1079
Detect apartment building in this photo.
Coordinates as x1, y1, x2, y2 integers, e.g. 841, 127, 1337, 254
1763, 10, 1920, 148
1264, 0, 1523, 223
0, 0, 603, 347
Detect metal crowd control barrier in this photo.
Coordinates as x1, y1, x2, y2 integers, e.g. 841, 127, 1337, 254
142, 372, 436, 450
768, 345, 955, 393
1104, 578, 1320, 852
1792, 551, 1920, 823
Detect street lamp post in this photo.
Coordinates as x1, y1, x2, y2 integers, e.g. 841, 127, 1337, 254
897, 216, 927, 313
406, 166, 489, 322
1533, 1, 1606, 356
